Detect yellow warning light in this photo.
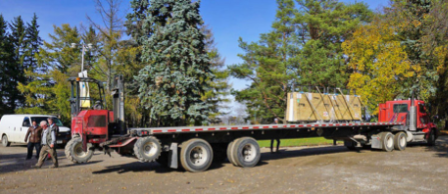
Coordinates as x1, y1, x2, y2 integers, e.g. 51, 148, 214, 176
76, 77, 80, 81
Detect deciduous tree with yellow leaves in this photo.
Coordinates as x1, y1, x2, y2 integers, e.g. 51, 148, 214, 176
342, 16, 414, 114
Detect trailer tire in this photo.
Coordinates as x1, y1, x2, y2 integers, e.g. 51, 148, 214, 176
180, 138, 213, 172
227, 140, 239, 166
380, 132, 394, 152
65, 137, 94, 164
2, 134, 10, 147
133, 136, 162, 163
232, 137, 260, 168
394, 132, 407, 151
427, 130, 436, 146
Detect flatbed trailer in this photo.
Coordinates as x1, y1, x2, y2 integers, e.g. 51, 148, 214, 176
65, 76, 438, 172
100, 121, 412, 172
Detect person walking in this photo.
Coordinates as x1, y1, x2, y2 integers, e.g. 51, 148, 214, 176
270, 118, 281, 153
46, 117, 59, 160
34, 120, 58, 168
24, 120, 42, 160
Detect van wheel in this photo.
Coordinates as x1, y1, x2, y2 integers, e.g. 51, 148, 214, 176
2, 135, 10, 147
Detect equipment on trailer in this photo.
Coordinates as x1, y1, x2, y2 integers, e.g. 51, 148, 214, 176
65, 75, 439, 172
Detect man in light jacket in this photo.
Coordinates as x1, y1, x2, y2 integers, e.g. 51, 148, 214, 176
34, 120, 58, 168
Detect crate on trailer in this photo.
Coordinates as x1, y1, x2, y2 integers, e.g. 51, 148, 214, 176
286, 92, 362, 122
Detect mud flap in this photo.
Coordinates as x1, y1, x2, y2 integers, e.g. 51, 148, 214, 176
371, 135, 382, 149
169, 142, 178, 169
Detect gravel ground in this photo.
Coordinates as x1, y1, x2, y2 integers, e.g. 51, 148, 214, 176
1, 137, 448, 194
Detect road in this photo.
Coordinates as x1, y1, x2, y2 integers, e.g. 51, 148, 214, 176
1, 137, 448, 194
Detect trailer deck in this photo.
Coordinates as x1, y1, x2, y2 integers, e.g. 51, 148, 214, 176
130, 122, 404, 135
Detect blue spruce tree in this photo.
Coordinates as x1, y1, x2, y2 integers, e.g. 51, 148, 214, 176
129, 0, 214, 126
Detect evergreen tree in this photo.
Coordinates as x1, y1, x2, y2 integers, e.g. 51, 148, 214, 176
229, 0, 300, 123
201, 25, 230, 120
44, 24, 81, 74
9, 16, 27, 69
295, 0, 372, 87
0, 15, 18, 116
25, 13, 42, 74
230, 0, 371, 123
422, 0, 448, 122
17, 24, 81, 125
8, 16, 27, 108
130, 0, 214, 126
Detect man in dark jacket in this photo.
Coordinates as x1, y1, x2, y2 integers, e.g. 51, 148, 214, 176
24, 120, 42, 159
35, 120, 58, 168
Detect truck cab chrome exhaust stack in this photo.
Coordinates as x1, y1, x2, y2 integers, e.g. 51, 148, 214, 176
408, 96, 417, 131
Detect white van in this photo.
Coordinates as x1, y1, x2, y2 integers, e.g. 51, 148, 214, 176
0, 114, 71, 147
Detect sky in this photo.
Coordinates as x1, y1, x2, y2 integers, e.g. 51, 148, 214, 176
0, 0, 390, 115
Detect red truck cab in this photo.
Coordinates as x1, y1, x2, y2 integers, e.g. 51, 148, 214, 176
379, 99, 437, 141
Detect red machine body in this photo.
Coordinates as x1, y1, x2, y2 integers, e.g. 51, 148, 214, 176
71, 110, 114, 144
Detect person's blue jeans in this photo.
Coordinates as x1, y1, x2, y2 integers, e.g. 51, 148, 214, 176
27, 142, 41, 159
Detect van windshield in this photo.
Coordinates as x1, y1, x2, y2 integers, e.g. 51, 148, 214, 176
31, 117, 64, 126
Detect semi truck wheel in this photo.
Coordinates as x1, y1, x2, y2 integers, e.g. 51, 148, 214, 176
394, 132, 407, 151
2, 135, 10, 147
65, 137, 94, 164
427, 130, 436, 146
180, 138, 213, 172
380, 132, 394, 152
134, 136, 162, 163
232, 137, 261, 168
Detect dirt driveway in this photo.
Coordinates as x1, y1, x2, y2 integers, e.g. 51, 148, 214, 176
1, 137, 448, 194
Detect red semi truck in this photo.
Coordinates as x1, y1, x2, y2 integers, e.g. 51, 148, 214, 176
64, 76, 438, 172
